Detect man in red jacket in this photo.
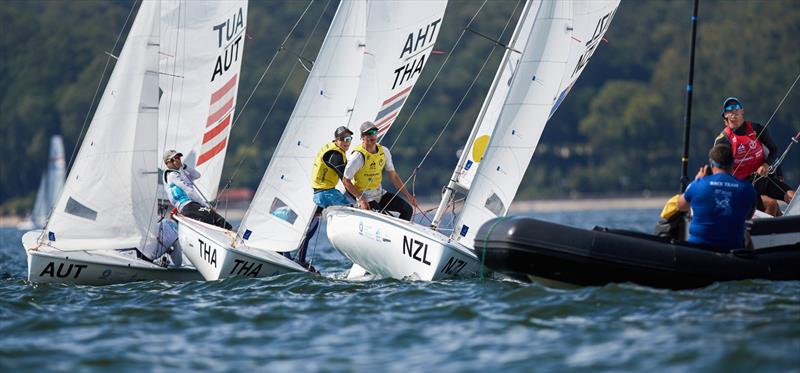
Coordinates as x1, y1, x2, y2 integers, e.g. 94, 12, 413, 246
713, 97, 794, 215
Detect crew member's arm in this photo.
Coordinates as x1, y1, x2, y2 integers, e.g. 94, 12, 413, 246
342, 153, 368, 209
382, 148, 417, 208
323, 151, 346, 179
168, 172, 208, 208
754, 123, 779, 176
182, 164, 202, 180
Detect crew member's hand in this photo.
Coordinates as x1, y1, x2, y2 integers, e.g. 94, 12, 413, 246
694, 166, 708, 180
407, 195, 418, 209
756, 163, 769, 176
358, 197, 370, 210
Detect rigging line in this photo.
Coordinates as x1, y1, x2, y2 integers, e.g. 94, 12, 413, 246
64, 0, 138, 175
387, 0, 489, 150
218, 0, 333, 200
228, 0, 316, 130
379, 0, 521, 216
732, 70, 800, 178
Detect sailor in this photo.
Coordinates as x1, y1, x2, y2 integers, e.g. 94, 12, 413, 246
293, 126, 355, 271
678, 144, 757, 251
342, 121, 417, 220
714, 97, 795, 215
163, 149, 232, 230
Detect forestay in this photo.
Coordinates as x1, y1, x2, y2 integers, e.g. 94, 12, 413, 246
238, 0, 447, 252
451, 0, 620, 247
159, 0, 247, 199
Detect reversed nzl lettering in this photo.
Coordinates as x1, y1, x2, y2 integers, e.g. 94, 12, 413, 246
402, 236, 431, 266
441, 257, 467, 275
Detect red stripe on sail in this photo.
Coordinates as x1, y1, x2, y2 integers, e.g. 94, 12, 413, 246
203, 114, 231, 144
382, 86, 412, 106
375, 111, 398, 127
197, 137, 228, 166
378, 121, 394, 136
210, 74, 238, 105
206, 98, 234, 127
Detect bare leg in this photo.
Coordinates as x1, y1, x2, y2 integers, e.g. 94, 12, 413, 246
761, 195, 779, 217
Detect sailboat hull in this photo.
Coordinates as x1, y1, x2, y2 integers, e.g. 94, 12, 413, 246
175, 216, 308, 281
22, 231, 202, 285
324, 206, 481, 281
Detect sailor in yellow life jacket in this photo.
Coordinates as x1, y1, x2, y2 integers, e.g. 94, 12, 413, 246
294, 126, 354, 271
342, 121, 418, 221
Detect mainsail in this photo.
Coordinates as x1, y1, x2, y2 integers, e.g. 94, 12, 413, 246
238, 0, 447, 252
451, 0, 620, 247
42, 0, 247, 251
158, 0, 247, 199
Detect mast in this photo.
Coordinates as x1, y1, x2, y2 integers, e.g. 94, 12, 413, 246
680, 0, 699, 192
431, 0, 534, 230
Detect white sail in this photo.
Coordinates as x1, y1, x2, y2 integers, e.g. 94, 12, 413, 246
42, 1, 161, 251
452, 1, 539, 193
30, 174, 48, 228
238, 0, 447, 252
158, 0, 247, 199
349, 0, 447, 141
31, 135, 67, 228
451, 0, 620, 247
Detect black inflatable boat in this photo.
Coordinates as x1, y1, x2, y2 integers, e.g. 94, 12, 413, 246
474, 216, 800, 290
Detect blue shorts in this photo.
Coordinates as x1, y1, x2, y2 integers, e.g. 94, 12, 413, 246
313, 189, 351, 208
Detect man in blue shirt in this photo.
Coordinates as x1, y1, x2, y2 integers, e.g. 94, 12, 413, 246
678, 144, 757, 250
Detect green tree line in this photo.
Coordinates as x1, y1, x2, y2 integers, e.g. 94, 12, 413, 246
1, 0, 798, 215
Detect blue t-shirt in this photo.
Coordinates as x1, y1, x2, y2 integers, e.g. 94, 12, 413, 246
684, 173, 756, 250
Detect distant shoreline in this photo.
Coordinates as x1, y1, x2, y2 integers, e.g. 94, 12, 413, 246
0, 195, 669, 228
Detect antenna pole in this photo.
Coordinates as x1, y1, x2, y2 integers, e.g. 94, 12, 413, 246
680, 0, 699, 192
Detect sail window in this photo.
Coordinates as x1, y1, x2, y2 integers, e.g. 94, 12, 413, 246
484, 193, 505, 217
270, 198, 297, 224
65, 197, 98, 221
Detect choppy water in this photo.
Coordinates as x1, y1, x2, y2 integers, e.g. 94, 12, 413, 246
1, 209, 798, 371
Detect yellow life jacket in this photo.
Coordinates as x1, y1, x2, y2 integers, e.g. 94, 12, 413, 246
310, 141, 346, 190
351, 143, 385, 193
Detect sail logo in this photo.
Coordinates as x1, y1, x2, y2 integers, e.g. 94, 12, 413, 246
570, 7, 617, 78
40, 262, 87, 279
211, 8, 245, 82
199, 239, 218, 267
229, 259, 262, 277
402, 236, 432, 266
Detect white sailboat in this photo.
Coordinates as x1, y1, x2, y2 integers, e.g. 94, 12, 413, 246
177, 0, 448, 281
21, 0, 248, 285
25, 135, 66, 229
324, 0, 621, 281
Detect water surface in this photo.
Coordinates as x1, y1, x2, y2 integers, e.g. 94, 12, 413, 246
1, 208, 797, 371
